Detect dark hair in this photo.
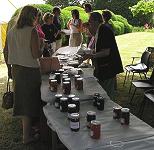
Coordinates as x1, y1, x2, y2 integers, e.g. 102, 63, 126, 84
90, 12, 103, 23
53, 7, 61, 14
71, 9, 79, 19
43, 12, 53, 23
84, 3, 92, 12
16, 5, 39, 28
102, 10, 112, 22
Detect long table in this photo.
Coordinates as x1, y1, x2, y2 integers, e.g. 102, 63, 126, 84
41, 68, 154, 150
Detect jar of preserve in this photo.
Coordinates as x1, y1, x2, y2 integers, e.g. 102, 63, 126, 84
72, 97, 80, 112
90, 120, 101, 139
113, 106, 122, 120
62, 73, 69, 77
50, 79, 58, 92
63, 82, 71, 95
54, 94, 62, 109
97, 96, 104, 111
62, 75, 69, 82
64, 78, 71, 89
70, 113, 80, 132
76, 78, 83, 90
68, 94, 75, 104
60, 97, 68, 112
74, 75, 80, 88
55, 73, 61, 84
120, 108, 130, 125
77, 68, 82, 75
68, 104, 76, 119
93, 93, 100, 107
86, 111, 96, 128
58, 69, 64, 73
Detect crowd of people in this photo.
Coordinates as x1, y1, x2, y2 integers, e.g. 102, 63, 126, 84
3, 3, 123, 144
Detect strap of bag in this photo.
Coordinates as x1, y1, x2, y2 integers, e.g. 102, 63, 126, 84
6, 78, 11, 92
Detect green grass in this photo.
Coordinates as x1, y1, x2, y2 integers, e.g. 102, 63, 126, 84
0, 32, 154, 150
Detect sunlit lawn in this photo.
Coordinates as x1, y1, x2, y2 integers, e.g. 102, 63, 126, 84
0, 32, 154, 150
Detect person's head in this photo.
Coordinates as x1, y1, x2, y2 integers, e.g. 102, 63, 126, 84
34, 11, 43, 26
84, 3, 92, 13
71, 9, 79, 19
16, 5, 39, 28
89, 12, 103, 25
102, 10, 112, 23
43, 12, 54, 24
53, 7, 61, 16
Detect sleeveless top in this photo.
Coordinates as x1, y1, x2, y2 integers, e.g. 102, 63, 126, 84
7, 26, 39, 68
69, 19, 81, 34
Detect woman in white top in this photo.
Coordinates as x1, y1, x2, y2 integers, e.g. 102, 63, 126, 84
67, 9, 83, 47
3, 6, 42, 144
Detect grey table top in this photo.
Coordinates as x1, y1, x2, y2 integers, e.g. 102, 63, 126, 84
41, 68, 154, 150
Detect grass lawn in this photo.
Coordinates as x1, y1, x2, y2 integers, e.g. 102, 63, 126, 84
0, 32, 154, 150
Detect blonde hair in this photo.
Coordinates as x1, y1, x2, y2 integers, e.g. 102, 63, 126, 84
43, 12, 53, 23
16, 5, 39, 28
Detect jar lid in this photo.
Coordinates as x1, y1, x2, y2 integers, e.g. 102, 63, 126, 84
62, 73, 69, 76
64, 78, 71, 81
121, 108, 129, 112
55, 72, 60, 75
60, 97, 68, 101
98, 96, 104, 100
87, 111, 96, 116
58, 69, 64, 72
94, 93, 100, 96
55, 94, 62, 98
68, 94, 75, 98
77, 78, 83, 81
68, 104, 76, 108
51, 79, 57, 82
91, 120, 100, 125
72, 97, 80, 101
70, 113, 79, 118
63, 82, 70, 85
113, 106, 122, 110
74, 75, 80, 78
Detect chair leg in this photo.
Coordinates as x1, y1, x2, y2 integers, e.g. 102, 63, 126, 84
131, 72, 134, 81
143, 72, 147, 79
139, 73, 142, 79
129, 82, 132, 93
129, 87, 137, 104
123, 71, 128, 86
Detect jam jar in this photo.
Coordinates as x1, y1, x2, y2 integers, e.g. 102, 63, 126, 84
55, 73, 61, 84
97, 96, 104, 111
120, 108, 130, 125
50, 79, 58, 92
68, 94, 75, 104
63, 82, 71, 95
60, 97, 68, 112
76, 78, 83, 90
68, 104, 76, 120
70, 113, 80, 132
113, 106, 122, 120
86, 111, 96, 128
54, 94, 62, 109
90, 120, 101, 139
74, 75, 80, 88
72, 97, 80, 112
64, 78, 71, 89
93, 93, 100, 107
62, 75, 69, 82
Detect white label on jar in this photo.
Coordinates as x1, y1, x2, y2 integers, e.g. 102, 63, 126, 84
60, 106, 62, 111
113, 112, 117, 117
55, 102, 59, 107
97, 102, 100, 106
70, 121, 79, 129
90, 130, 93, 137
121, 118, 125, 124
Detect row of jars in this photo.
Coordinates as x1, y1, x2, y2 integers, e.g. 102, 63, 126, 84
49, 73, 83, 94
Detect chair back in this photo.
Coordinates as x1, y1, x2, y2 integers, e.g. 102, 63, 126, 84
141, 51, 151, 69
150, 69, 154, 84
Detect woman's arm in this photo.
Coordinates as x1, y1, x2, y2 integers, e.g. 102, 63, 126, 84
31, 28, 42, 59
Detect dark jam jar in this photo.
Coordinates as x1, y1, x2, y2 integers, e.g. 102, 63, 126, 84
62, 75, 69, 82
86, 111, 96, 128
74, 75, 80, 88
50, 79, 58, 92
64, 78, 71, 89
55, 73, 61, 84
113, 106, 122, 120
120, 108, 130, 125
58, 69, 64, 74
93, 93, 100, 107
54, 94, 62, 109
70, 113, 80, 132
97, 96, 104, 111
60, 97, 68, 112
72, 97, 80, 112
68, 94, 75, 104
63, 82, 71, 95
68, 104, 76, 120
90, 120, 101, 139
76, 78, 83, 90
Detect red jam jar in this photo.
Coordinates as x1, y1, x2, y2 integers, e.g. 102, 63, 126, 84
90, 120, 101, 139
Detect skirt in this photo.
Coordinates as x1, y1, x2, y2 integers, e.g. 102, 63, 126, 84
12, 65, 41, 117
69, 33, 82, 47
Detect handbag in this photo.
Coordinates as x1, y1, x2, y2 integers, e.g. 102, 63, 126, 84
2, 78, 14, 109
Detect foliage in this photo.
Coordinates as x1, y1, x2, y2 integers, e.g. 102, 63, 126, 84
130, 0, 154, 26
133, 26, 154, 33
94, 0, 139, 25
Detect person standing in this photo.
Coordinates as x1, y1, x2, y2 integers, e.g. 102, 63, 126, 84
3, 6, 42, 144
67, 9, 83, 47
53, 7, 62, 50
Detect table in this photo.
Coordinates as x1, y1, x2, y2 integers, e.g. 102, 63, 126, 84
41, 68, 154, 150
